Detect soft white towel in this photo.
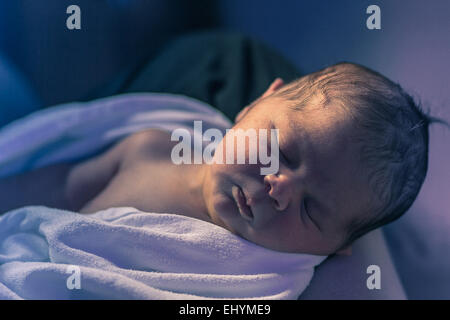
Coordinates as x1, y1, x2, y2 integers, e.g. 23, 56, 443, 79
0, 93, 326, 299
0, 206, 326, 299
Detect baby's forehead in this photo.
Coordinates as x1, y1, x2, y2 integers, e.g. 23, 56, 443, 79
285, 102, 354, 138
254, 94, 359, 150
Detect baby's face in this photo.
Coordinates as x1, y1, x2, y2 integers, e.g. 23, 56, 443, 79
203, 95, 375, 255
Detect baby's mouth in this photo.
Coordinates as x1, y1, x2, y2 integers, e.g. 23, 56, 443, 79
232, 185, 254, 222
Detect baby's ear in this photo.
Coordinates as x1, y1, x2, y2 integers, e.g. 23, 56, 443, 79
235, 78, 285, 123
235, 105, 250, 123
336, 246, 352, 256
261, 78, 285, 98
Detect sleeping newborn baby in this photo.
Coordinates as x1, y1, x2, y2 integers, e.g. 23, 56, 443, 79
1, 62, 431, 256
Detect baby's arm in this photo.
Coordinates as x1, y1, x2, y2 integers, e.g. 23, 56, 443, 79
0, 163, 74, 214
65, 137, 132, 211
0, 136, 133, 214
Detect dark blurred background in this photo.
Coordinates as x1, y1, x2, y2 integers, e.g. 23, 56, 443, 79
0, 0, 449, 299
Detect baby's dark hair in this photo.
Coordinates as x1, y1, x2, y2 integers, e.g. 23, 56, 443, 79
273, 62, 443, 250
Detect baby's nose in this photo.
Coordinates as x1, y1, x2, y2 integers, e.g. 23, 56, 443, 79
264, 173, 294, 211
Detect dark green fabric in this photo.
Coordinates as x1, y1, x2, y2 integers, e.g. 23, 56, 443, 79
107, 31, 301, 122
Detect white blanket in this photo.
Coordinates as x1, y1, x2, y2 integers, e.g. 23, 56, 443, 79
0, 93, 326, 299
0, 206, 326, 299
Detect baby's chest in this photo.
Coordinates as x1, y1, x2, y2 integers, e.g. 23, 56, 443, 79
93, 160, 187, 214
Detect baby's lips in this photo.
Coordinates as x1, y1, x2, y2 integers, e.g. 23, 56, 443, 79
232, 185, 254, 221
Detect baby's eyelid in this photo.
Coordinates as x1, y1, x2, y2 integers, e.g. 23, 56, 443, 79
279, 148, 290, 164
279, 143, 299, 169
275, 125, 299, 168
303, 199, 321, 232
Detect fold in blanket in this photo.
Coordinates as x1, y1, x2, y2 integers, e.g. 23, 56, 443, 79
0, 93, 326, 299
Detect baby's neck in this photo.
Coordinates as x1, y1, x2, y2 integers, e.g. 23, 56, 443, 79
173, 162, 212, 224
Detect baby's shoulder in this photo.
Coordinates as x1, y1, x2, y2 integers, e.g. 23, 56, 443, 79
120, 128, 174, 167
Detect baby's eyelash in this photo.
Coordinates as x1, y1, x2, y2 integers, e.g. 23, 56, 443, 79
302, 199, 321, 231
279, 148, 290, 163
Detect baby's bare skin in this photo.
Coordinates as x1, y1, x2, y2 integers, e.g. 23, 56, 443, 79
69, 129, 208, 222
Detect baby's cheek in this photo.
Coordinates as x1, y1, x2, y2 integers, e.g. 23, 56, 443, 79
260, 215, 304, 248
